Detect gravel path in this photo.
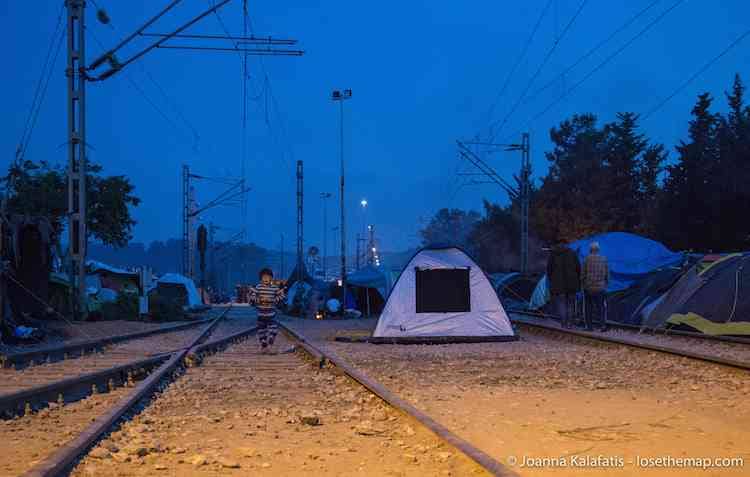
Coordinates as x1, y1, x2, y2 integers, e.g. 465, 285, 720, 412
281, 318, 750, 477
71, 333, 485, 477
0, 308, 250, 398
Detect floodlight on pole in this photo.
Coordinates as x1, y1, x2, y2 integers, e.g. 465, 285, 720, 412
332, 88, 352, 295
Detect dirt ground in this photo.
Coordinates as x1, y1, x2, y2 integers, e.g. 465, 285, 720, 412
282, 318, 750, 477
71, 333, 486, 477
1, 388, 132, 476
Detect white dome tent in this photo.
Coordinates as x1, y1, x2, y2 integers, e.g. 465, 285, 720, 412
372, 246, 517, 343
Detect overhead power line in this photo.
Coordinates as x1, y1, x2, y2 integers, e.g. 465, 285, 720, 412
500, 0, 687, 144
16, 5, 66, 163
530, 0, 662, 101
487, 0, 590, 143
642, 27, 750, 120
478, 0, 554, 138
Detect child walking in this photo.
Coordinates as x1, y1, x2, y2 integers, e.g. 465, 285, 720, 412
249, 268, 286, 354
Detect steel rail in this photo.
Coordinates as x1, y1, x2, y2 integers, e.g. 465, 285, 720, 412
1, 317, 213, 369
0, 354, 167, 418
511, 316, 750, 372
509, 308, 750, 345
22, 305, 241, 477
279, 322, 519, 477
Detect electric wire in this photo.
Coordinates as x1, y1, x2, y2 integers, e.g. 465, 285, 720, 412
487, 0, 589, 143
16, 5, 66, 164
530, 0, 662, 102
497, 0, 687, 145
478, 0, 554, 139
642, 26, 750, 120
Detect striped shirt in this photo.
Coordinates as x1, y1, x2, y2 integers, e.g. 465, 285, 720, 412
582, 253, 609, 292
249, 282, 285, 319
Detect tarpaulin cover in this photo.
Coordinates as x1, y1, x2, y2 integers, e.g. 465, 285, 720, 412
156, 273, 202, 308
347, 264, 394, 298
373, 247, 514, 337
529, 232, 683, 309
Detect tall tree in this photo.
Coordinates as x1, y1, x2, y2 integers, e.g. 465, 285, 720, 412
419, 208, 480, 252
658, 93, 719, 250
534, 112, 666, 243
3, 159, 141, 247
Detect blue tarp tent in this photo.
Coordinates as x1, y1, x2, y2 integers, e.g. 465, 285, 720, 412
529, 232, 684, 309
347, 264, 396, 299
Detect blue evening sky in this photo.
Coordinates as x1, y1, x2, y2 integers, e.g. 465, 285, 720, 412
2, 1, 749, 253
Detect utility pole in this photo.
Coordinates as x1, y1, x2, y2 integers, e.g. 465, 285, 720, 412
63, 0, 301, 315
457, 134, 532, 274
320, 192, 331, 280
296, 160, 304, 284
331, 89, 352, 297
519, 133, 531, 275
182, 165, 190, 277
356, 233, 361, 269
367, 225, 376, 265
66, 0, 88, 319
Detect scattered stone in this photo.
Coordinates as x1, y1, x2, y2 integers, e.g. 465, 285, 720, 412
402, 425, 416, 437
154, 464, 168, 471
111, 453, 131, 463
237, 447, 258, 458
171, 447, 187, 455
189, 454, 207, 466
261, 462, 272, 468
371, 408, 388, 422
300, 414, 321, 426
100, 441, 119, 453
218, 458, 241, 469
355, 420, 384, 436
403, 453, 418, 463
123, 446, 149, 457
436, 452, 453, 463
89, 448, 111, 460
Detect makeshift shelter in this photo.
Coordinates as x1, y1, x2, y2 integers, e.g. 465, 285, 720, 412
606, 266, 687, 325
641, 253, 750, 335
286, 263, 313, 288
86, 260, 140, 294
529, 232, 684, 310
490, 272, 539, 310
5, 216, 54, 319
346, 265, 393, 317
152, 273, 203, 310
372, 246, 516, 342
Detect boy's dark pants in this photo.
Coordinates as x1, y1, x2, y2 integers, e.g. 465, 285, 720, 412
257, 318, 278, 348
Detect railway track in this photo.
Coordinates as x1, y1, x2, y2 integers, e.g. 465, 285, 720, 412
0, 313, 221, 370
0, 307, 234, 419
2, 305, 261, 477
509, 311, 750, 372
508, 307, 750, 345
3, 313, 517, 477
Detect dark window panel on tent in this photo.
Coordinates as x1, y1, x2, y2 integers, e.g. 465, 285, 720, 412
415, 268, 470, 313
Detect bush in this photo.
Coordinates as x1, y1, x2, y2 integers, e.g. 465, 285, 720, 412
100, 290, 140, 321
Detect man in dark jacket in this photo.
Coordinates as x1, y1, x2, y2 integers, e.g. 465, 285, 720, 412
547, 240, 581, 328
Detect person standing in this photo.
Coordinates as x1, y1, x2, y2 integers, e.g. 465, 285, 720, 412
546, 240, 581, 329
582, 242, 609, 332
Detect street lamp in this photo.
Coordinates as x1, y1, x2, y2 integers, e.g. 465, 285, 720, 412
360, 199, 368, 267
332, 88, 352, 299
320, 192, 332, 280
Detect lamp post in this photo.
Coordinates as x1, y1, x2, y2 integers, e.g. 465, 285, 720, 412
359, 199, 367, 264
332, 89, 351, 301
320, 192, 332, 280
